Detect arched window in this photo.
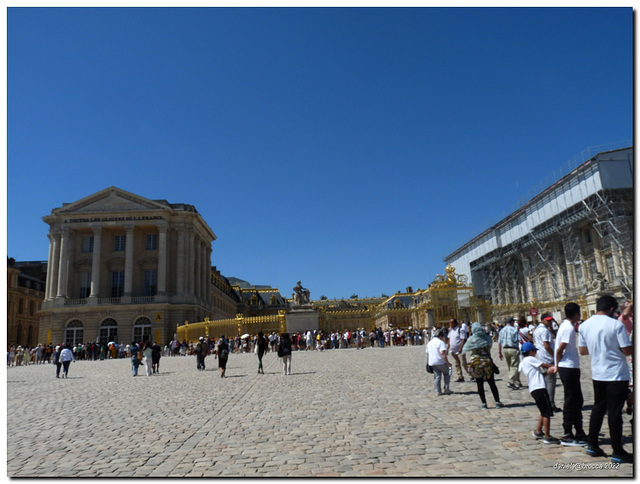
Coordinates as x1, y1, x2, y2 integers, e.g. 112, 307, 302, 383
133, 317, 152, 343
99, 318, 118, 344
270, 295, 277, 305
16, 323, 22, 346
27, 325, 34, 347
250, 295, 258, 306
65, 320, 84, 347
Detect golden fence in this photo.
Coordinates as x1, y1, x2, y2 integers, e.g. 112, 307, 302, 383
177, 312, 287, 343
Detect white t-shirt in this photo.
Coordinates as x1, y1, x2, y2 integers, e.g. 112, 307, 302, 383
448, 326, 463, 354
578, 314, 631, 381
427, 338, 447, 366
519, 355, 546, 392
460, 323, 469, 340
533, 323, 554, 364
555, 320, 580, 368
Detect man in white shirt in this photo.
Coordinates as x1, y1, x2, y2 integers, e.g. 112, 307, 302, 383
555, 302, 587, 446
578, 295, 632, 463
447, 319, 467, 382
533, 313, 560, 412
427, 328, 453, 395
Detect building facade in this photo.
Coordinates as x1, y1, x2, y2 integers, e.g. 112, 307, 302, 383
38, 186, 221, 346
444, 146, 633, 320
7, 258, 47, 347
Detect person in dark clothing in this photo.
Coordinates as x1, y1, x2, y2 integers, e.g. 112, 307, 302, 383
256, 332, 268, 374
215, 335, 229, 378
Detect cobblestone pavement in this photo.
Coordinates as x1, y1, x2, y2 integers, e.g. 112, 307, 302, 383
7, 344, 633, 477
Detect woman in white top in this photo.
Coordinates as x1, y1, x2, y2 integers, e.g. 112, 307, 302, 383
426, 328, 453, 396
143, 341, 154, 376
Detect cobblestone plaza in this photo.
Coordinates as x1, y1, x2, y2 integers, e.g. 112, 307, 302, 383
6, 345, 633, 477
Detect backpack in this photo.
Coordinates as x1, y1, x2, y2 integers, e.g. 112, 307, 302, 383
195, 342, 202, 354
219, 341, 229, 359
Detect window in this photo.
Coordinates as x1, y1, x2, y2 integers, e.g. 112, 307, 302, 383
18, 299, 23, 314
605, 254, 616, 280
539, 277, 547, 300
79, 271, 91, 298
111, 271, 124, 297
65, 320, 84, 347
114, 235, 126, 252
29, 300, 35, 316
82, 236, 94, 253
143, 270, 157, 297
99, 318, 117, 344
133, 317, 152, 343
145, 234, 158, 250
575, 264, 584, 287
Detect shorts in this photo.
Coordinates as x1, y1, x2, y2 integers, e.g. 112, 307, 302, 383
531, 388, 553, 418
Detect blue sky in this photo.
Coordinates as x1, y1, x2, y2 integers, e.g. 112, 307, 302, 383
7, 7, 632, 300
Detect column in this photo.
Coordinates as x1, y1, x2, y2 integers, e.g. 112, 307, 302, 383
49, 231, 61, 300
187, 228, 195, 298
124, 224, 135, 298
89, 225, 102, 298
45, 233, 55, 300
194, 237, 201, 301
157, 222, 168, 296
200, 242, 207, 303
56, 227, 71, 298
176, 225, 185, 296
206, 247, 212, 306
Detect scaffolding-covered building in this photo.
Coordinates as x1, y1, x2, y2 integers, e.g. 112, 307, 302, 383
444, 146, 633, 321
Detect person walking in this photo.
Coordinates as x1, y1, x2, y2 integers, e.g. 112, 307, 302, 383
497, 317, 522, 390
151, 341, 162, 373
53, 345, 62, 378
519, 342, 561, 444
279, 333, 293, 375
426, 328, 453, 395
215, 335, 229, 378
131, 342, 142, 377
555, 302, 588, 446
578, 295, 633, 463
447, 319, 467, 382
143, 341, 153, 377
462, 322, 504, 409
59, 344, 75, 378
533, 313, 561, 413
255, 331, 268, 374
195, 336, 207, 371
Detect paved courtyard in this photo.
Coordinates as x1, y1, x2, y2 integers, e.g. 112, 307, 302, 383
6, 344, 634, 477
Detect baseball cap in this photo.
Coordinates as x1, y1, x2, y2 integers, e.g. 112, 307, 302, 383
541, 312, 554, 321
521, 342, 537, 354
504, 317, 515, 324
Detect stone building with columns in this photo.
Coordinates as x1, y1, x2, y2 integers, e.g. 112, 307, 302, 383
38, 186, 223, 346
444, 146, 633, 320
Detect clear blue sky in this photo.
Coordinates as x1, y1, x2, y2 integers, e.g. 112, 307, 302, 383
7, 7, 632, 300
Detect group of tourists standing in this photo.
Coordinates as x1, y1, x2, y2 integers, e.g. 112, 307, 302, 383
425, 295, 633, 464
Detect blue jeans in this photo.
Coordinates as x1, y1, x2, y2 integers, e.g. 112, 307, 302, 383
132, 363, 139, 376
432, 364, 450, 393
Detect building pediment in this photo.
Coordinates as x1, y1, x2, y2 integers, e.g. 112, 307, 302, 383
53, 187, 172, 215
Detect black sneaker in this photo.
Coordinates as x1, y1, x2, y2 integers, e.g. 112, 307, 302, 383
543, 435, 561, 445
532, 430, 544, 440
611, 451, 633, 464
481, 403, 488, 410
574, 434, 588, 446
586, 446, 606, 457
495, 402, 505, 408
560, 434, 586, 447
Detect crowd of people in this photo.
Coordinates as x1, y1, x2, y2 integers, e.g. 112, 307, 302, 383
425, 295, 633, 464
8, 295, 632, 464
